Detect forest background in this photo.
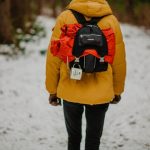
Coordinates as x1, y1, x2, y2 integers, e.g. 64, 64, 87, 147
0, 0, 150, 53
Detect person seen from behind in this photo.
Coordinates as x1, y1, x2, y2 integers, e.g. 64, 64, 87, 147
45, 0, 126, 150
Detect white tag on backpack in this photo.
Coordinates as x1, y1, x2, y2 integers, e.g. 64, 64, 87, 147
70, 67, 82, 80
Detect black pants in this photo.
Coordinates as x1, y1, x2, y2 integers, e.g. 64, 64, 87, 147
63, 100, 109, 150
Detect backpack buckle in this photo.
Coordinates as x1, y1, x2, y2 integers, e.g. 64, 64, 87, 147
100, 57, 105, 63
75, 57, 80, 63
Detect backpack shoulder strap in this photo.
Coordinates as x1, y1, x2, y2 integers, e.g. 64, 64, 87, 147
90, 17, 102, 24
69, 9, 87, 24
69, 9, 109, 25
90, 15, 109, 24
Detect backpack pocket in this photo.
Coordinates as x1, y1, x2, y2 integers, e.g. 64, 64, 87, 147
79, 34, 103, 47
83, 55, 96, 73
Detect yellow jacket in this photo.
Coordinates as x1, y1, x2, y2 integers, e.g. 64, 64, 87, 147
45, 0, 126, 105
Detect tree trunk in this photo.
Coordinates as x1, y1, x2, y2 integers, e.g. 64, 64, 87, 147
36, 0, 45, 15
124, 0, 135, 21
0, 0, 13, 44
50, 0, 57, 18
10, 0, 32, 32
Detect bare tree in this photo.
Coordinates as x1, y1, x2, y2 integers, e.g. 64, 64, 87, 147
0, 0, 13, 44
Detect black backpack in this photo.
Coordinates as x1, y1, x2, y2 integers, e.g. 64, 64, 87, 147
69, 10, 109, 73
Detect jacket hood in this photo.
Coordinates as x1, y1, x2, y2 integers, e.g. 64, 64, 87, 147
67, 0, 112, 17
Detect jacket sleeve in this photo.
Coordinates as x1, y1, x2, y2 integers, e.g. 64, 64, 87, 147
111, 16, 127, 95
45, 14, 65, 94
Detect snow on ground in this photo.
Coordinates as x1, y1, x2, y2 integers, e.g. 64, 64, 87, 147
0, 16, 150, 150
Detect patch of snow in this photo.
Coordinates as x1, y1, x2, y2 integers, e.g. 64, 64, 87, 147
0, 45, 15, 55
24, 16, 56, 55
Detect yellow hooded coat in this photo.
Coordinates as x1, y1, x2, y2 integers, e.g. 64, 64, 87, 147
45, 0, 126, 105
